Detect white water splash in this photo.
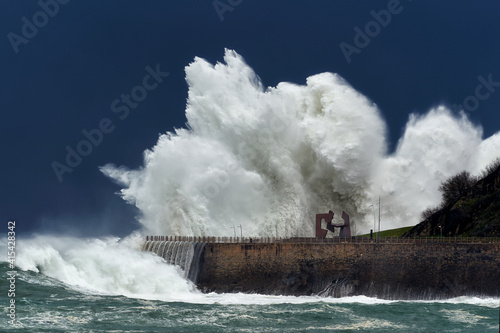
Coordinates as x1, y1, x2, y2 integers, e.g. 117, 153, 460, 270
14, 235, 197, 301
101, 49, 500, 236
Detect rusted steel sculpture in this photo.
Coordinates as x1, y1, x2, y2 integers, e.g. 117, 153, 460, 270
315, 210, 351, 238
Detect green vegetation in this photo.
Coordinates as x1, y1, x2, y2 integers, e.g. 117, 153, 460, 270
405, 157, 500, 238
421, 157, 500, 220
359, 226, 414, 238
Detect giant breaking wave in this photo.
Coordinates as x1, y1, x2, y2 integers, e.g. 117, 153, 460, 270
101, 49, 500, 237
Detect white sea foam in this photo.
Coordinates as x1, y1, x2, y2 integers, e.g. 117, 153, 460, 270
14, 235, 198, 302
424, 296, 500, 308
192, 294, 500, 307
100, 49, 500, 237
440, 309, 489, 325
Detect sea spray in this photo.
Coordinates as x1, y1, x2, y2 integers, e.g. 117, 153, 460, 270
100, 49, 500, 236
13, 235, 197, 301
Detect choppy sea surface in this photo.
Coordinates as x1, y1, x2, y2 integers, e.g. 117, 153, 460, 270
2, 263, 499, 333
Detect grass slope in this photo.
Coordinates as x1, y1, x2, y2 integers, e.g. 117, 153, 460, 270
358, 226, 414, 238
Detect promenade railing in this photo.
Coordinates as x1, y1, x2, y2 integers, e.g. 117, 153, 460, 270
144, 235, 500, 244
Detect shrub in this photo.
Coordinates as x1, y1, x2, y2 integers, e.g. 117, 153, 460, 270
420, 205, 441, 220
438, 171, 477, 206
481, 157, 500, 178
419, 160, 499, 222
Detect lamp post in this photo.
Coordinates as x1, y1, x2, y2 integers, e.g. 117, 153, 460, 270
238, 224, 243, 239
378, 196, 381, 242
369, 204, 376, 239
230, 225, 236, 238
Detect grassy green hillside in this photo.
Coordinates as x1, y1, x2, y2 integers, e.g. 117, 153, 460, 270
404, 164, 500, 238
358, 226, 414, 238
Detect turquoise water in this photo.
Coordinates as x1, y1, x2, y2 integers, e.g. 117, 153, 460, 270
2, 264, 499, 333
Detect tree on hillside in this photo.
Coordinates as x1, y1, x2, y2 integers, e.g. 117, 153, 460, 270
438, 171, 477, 206
420, 158, 499, 221
420, 170, 477, 221
421, 205, 441, 220
481, 157, 500, 178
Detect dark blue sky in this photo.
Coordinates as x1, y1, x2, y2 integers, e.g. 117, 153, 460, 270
1, 0, 499, 236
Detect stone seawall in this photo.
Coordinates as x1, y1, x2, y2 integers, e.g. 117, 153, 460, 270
196, 242, 500, 299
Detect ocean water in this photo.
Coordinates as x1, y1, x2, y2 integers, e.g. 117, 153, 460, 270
2, 262, 499, 332
2, 237, 499, 333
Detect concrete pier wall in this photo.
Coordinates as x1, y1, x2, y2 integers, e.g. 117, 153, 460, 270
196, 242, 500, 299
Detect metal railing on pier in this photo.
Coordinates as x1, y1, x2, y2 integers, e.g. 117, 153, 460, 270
144, 235, 500, 244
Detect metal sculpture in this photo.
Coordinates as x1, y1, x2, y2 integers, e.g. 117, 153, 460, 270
315, 210, 351, 238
